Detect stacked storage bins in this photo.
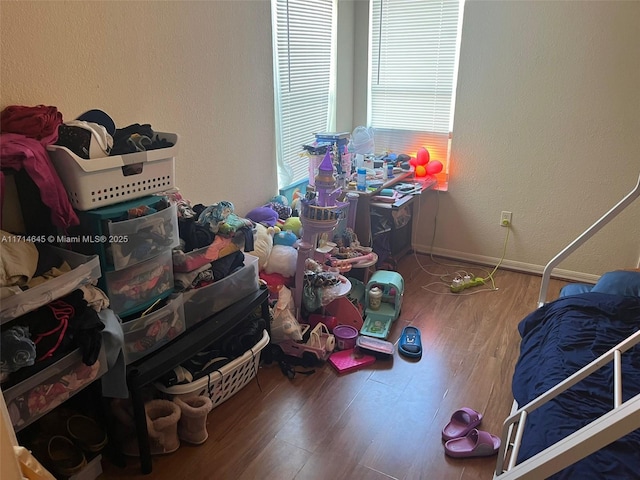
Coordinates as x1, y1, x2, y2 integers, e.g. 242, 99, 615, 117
0, 246, 107, 432
72, 197, 185, 365
48, 134, 186, 365
178, 251, 260, 328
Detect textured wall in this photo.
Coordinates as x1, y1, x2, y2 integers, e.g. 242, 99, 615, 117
412, 0, 640, 276
2, 1, 638, 276
0, 0, 276, 215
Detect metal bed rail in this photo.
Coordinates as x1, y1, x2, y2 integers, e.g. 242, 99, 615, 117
494, 329, 640, 480
537, 172, 640, 307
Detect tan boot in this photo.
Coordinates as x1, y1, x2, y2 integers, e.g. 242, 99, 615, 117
173, 396, 213, 445
144, 399, 181, 454
115, 399, 181, 456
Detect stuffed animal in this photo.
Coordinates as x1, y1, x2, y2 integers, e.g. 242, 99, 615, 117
282, 216, 302, 237
245, 206, 279, 227
264, 230, 298, 278
248, 223, 275, 270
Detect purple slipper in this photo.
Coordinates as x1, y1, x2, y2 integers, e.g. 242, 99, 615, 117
444, 429, 501, 458
442, 407, 483, 441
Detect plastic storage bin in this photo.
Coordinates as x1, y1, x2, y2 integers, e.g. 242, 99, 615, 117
182, 253, 259, 328
172, 244, 213, 273
0, 246, 101, 324
3, 345, 108, 431
74, 197, 179, 272
155, 329, 269, 408
172, 235, 247, 273
47, 133, 178, 210
108, 202, 179, 270
104, 249, 174, 316
122, 294, 186, 364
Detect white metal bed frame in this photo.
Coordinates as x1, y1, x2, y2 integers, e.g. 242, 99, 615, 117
494, 172, 640, 480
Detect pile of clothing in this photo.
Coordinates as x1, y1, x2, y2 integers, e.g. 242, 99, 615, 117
166, 192, 255, 291
0, 235, 108, 383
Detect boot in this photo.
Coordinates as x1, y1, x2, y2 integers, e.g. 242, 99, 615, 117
144, 399, 181, 454
173, 396, 213, 445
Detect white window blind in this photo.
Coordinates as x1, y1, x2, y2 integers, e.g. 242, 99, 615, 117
369, 0, 462, 182
272, 0, 336, 189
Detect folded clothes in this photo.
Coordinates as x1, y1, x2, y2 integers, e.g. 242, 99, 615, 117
0, 326, 37, 380
2, 290, 105, 388
0, 229, 39, 288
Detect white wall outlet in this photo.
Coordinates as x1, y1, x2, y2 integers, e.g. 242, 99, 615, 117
500, 211, 512, 227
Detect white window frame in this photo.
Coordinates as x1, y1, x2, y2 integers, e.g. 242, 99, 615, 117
271, 0, 337, 191
367, 0, 464, 188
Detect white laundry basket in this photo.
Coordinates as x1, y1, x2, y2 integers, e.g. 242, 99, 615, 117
155, 330, 270, 409
47, 133, 178, 210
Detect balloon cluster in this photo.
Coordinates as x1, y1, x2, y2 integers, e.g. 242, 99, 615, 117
410, 147, 443, 177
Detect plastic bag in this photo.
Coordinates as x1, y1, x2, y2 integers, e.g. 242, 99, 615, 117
351, 126, 375, 154
271, 286, 303, 343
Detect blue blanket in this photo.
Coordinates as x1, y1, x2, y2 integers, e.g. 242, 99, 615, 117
512, 292, 640, 479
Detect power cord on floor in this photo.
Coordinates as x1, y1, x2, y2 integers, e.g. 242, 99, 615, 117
409, 188, 512, 295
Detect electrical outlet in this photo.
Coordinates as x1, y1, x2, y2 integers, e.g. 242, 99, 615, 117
500, 211, 512, 227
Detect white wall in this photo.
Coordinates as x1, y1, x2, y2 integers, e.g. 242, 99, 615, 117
412, 0, 640, 277
2, 0, 638, 277
0, 0, 276, 216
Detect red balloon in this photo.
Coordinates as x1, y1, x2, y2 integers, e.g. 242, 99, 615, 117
426, 160, 443, 175
416, 147, 430, 165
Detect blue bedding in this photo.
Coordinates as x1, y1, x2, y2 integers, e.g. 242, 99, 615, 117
512, 292, 640, 479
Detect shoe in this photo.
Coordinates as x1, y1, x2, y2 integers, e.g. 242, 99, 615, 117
47, 435, 87, 477
398, 326, 422, 358
66, 414, 108, 453
174, 396, 213, 445
121, 399, 182, 456
444, 429, 500, 458
442, 407, 483, 441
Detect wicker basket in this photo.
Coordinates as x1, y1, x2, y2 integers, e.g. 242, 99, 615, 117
155, 330, 269, 409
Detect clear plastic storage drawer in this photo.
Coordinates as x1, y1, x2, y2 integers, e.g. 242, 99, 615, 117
182, 253, 259, 328
3, 345, 108, 431
108, 202, 179, 271
122, 294, 186, 364
0, 246, 101, 324
104, 249, 174, 316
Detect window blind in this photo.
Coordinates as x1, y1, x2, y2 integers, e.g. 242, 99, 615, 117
272, 0, 336, 189
369, 0, 462, 180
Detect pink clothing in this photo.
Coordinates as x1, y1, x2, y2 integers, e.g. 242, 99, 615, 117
1, 104, 62, 144
1, 134, 79, 229
1, 105, 78, 229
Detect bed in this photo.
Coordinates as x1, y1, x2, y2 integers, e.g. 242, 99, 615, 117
494, 172, 640, 480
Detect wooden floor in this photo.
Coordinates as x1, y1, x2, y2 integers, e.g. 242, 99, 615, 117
101, 253, 568, 480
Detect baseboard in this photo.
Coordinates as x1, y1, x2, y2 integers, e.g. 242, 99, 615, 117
411, 244, 600, 285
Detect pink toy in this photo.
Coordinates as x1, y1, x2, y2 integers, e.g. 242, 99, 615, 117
277, 323, 335, 363
329, 252, 375, 270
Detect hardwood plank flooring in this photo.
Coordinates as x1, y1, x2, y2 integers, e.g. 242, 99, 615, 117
100, 253, 568, 480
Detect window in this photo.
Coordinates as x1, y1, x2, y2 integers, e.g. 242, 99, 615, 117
369, 0, 463, 186
271, 0, 337, 190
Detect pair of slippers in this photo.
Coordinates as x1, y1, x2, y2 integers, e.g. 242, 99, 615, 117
442, 407, 500, 458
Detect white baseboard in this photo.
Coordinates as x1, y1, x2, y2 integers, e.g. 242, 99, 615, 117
411, 244, 600, 285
